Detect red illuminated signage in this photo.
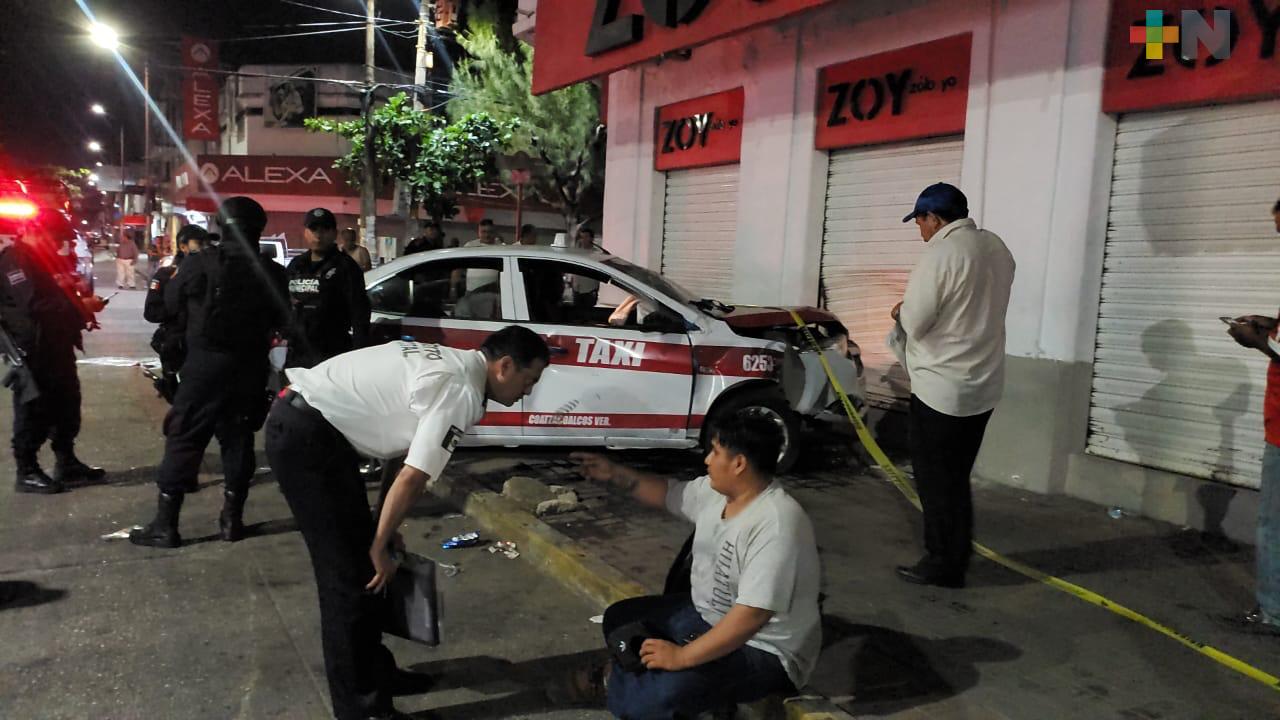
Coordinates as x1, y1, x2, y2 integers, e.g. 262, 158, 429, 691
531, 0, 835, 95
182, 37, 220, 142
654, 88, 744, 171
815, 34, 971, 151
188, 156, 386, 197
1103, 1, 1280, 114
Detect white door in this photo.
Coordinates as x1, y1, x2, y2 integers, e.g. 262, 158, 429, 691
1087, 100, 1280, 489
662, 165, 738, 302
511, 258, 696, 446
819, 137, 963, 409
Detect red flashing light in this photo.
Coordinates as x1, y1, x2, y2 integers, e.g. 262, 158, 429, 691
0, 198, 38, 220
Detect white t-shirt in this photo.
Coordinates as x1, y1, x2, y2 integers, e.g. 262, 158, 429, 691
666, 476, 822, 688
285, 342, 488, 482
463, 238, 502, 292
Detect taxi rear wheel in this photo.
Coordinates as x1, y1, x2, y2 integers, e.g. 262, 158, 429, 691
705, 387, 801, 474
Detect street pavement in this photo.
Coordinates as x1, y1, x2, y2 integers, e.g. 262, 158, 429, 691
0, 258, 614, 720
2, 255, 1278, 719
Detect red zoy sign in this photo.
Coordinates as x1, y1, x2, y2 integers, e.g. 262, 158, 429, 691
182, 37, 219, 142
815, 34, 972, 150
531, 0, 835, 95
654, 87, 744, 171
1103, 1, 1280, 114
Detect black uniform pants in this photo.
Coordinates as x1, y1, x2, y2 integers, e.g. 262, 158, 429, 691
907, 394, 992, 578
265, 398, 395, 720
156, 347, 263, 496
12, 342, 81, 468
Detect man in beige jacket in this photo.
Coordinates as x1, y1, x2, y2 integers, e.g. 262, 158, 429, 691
891, 183, 1015, 589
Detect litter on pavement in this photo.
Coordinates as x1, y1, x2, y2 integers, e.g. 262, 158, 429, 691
441, 531, 482, 549
488, 541, 520, 559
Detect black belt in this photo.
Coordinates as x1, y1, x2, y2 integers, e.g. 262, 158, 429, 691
281, 388, 316, 413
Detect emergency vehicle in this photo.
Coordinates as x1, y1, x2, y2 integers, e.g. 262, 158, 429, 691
366, 246, 866, 471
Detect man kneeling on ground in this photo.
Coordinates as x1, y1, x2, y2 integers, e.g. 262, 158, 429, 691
568, 413, 822, 719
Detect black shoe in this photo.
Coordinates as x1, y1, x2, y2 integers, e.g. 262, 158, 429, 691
129, 492, 184, 548
16, 468, 64, 495
54, 455, 107, 485
896, 564, 965, 589
219, 491, 246, 542
389, 667, 436, 696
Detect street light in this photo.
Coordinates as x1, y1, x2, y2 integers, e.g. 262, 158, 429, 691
87, 140, 102, 152
95, 161, 103, 167
90, 23, 119, 51
91, 103, 106, 115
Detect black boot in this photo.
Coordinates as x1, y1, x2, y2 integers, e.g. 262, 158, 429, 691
219, 490, 246, 542
15, 463, 64, 495
54, 451, 107, 486
129, 492, 184, 548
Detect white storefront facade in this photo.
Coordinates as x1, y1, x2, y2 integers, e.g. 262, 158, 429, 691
529, 0, 1280, 540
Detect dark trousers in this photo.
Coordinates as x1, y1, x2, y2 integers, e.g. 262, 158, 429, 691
907, 394, 993, 578
12, 342, 80, 468
602, 594, 795, 720
265, 399, 395, 720
156, 347, 263, 496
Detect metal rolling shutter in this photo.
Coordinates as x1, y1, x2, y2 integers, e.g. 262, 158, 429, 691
1087, 100, 1280, 489
820, 137, 963, 409
661, 165, 739, 301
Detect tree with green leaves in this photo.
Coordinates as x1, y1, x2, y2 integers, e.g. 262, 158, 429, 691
305, 93, 515, 226
447, 26, 604, 233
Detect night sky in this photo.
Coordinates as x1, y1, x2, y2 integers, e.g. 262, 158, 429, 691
0, 0, 425, 170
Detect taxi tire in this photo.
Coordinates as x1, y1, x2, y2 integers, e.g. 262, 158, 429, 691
706, 387, 802, 474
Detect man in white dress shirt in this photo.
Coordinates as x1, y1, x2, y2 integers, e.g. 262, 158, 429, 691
891, 183, 1015, 589
264, 326, 549, 720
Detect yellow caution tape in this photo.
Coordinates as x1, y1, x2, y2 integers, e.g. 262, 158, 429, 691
786, 309, 1280, 693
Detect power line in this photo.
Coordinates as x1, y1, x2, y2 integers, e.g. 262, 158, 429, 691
151, 63, 459, 94
277, 0, 413, 24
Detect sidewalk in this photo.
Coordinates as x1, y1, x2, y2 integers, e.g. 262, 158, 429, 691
445, 437, 1280, 719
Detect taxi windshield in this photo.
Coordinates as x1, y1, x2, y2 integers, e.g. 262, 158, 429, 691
603, 256, 701, 308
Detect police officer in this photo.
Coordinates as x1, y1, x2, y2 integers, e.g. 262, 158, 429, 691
265, 326, 549, 720
285, 208, 370, 370
144, 224, 207, 403
0, 210, 105, 494
130, 197, 289, 548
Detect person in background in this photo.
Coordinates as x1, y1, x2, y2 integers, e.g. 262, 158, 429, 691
145, 225, 207, 403
405, 222, 444, 256
571, 227, 600, 308
465, 219, 498, 249
285, 209, 371, 370
1225, 195, 1280, 631
114, 231, 139, 290
892, 183, 1015, 590
337, 227, 373, 272
519, 224, 538, 246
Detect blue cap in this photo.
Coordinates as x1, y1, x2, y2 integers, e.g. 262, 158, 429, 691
902, 182, 968, 223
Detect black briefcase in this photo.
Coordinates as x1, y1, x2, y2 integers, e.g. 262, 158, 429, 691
382, 552, 441, 646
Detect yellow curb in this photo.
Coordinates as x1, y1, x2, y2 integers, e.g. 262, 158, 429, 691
448, 485, 648, 610
783, 697, 857, 720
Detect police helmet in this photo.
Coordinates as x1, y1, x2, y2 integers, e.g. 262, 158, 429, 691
217, 196, 267, 236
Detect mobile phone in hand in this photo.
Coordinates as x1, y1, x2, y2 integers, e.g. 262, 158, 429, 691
1221, 316, 1245, 326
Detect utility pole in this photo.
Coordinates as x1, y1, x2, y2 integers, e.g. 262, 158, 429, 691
143, 62, 151, 212
413, 2, 431, 113
362, 0, 378, 261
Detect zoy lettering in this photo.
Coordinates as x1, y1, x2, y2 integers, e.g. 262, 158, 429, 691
826, 69, 913, 127
660, 112, 715, 153
574, 338, 647, 367
586, 0, 717, 55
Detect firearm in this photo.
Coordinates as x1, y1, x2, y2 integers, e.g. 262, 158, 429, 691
0, 324, 39, 404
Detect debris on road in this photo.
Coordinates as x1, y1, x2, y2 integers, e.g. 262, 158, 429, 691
101, 527, 140, 541
441, 531, 482, 549
487, 541, 520, 559
536, 489, 581, 517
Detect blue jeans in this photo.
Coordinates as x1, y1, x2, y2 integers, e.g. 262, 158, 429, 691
602, 595, 796, 720
1259, 444, 1280, 623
